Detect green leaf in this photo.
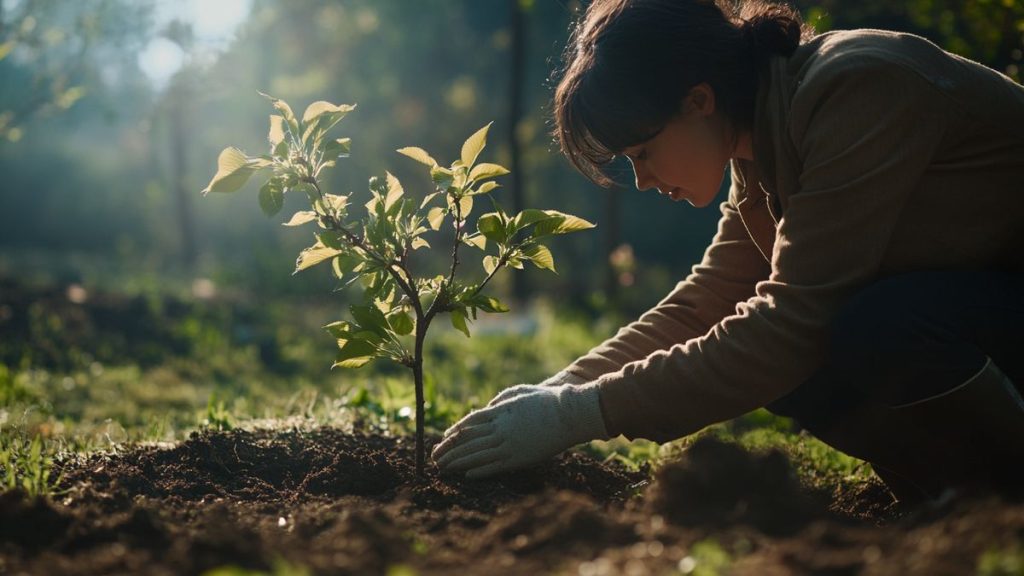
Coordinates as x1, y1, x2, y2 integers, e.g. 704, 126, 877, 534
258, 180, 284, 217
522, 244, 556, 272
427, 207, 446, 231
397, 146, 437, 167
388, 311, 414, 336
331, 253, 362, 280
430, 166, 454, 189
461, 122, 492, 168
323, 137, 351, 159
324, 321, 354, 338
511, 208, 551, 230
532, 210, 597, 237
334, 339, 378, 369
202, 147, 258, 195
350, 304, 390, 338
450, 307, 471, 338
469, 163, 509, 181
295, 240, 344, 273
477, 212, 506, 243
411, 237, 430, 250
317, 231, 344, 249
467, 293, 510, 313
483, 255, 500, 275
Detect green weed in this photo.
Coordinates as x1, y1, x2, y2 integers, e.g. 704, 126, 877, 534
0, 434, 63, 498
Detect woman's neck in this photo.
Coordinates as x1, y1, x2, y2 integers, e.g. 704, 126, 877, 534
732, 130, 754, 162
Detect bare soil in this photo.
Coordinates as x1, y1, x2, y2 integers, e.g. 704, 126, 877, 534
2, 429, 1022, 575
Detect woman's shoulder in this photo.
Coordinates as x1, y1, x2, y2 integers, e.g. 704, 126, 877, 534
792, 29, 955, 87
788, 28, 1024, 126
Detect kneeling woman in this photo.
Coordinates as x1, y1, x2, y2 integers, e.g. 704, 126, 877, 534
432, 0, 1024, 504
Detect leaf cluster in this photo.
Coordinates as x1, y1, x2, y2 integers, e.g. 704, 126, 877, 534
202, 93, 595, 371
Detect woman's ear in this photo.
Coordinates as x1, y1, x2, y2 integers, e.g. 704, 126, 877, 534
683, 83, 717, 117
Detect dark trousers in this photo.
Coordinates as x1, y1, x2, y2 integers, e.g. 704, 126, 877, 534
766, 269, 1024, 438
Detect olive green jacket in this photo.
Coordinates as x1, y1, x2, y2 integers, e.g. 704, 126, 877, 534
566, 29, 1024, 442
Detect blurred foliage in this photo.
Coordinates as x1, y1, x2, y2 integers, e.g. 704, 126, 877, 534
0, 0, 155, 141
2, 0, 1020, 322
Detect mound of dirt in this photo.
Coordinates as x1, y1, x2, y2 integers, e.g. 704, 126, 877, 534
646, 436, 824, 535
4, 428, 1023, 575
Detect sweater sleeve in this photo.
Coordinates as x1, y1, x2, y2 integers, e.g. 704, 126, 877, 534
563, 163, 772, 381
595, 57, 950, 442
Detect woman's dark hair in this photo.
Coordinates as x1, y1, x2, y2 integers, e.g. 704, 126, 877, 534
553, 0, 815, 186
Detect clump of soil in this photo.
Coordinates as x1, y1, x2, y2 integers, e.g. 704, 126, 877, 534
2, 428, 1022, 575
647, 436, 822, 535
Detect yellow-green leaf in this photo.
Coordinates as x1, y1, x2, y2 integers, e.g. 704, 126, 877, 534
427, 206, 446, 230
463, 234, 487, 250
302, 100, 355, 124
470, 181, 501, 196
259, 91, 299, 136
384, 171, 404, 212
461, 122, 492, 168
469, 163, 509, 181
532, 211, 597, 236
449, 194, 473, 218
268, 115, 286, 147
522, 244, 555, 272
295, 240, 344, 274
411, 237, 430, 250
397, 146, 437, 167
323, 193, 349, 213
483, 255, 500, 275
283, 211, 317, 227
202, 147, 257, 195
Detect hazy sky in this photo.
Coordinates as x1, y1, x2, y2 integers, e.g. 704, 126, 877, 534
137, 0, 252, 89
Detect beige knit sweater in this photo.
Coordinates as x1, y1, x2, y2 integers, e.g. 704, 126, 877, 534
565, 29, 1024, 442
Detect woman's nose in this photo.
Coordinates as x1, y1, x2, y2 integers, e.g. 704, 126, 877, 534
628, 158, 657, 191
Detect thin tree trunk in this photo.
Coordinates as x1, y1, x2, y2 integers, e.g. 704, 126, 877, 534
413, 323, 426, 478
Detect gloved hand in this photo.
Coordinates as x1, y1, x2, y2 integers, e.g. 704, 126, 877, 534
485, 369, 589, 407
431, 382, 609, 479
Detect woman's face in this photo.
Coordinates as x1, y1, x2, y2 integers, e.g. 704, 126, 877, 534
621, 83, 741, 208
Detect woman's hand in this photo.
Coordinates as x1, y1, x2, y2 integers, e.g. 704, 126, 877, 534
431, 382, 608, 479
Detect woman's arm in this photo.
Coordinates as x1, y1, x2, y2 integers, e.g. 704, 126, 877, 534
563, 163, 772, 381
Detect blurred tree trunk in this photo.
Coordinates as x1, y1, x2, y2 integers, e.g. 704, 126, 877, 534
508, 0, 527, 301
168, 78, 197, 269
604, 186, 622, 303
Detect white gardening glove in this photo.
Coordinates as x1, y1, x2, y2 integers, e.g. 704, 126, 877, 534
484, 370, 589, 407
431, 382, 609, 479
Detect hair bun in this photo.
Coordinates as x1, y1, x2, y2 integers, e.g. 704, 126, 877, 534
740, 8, 806, 57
